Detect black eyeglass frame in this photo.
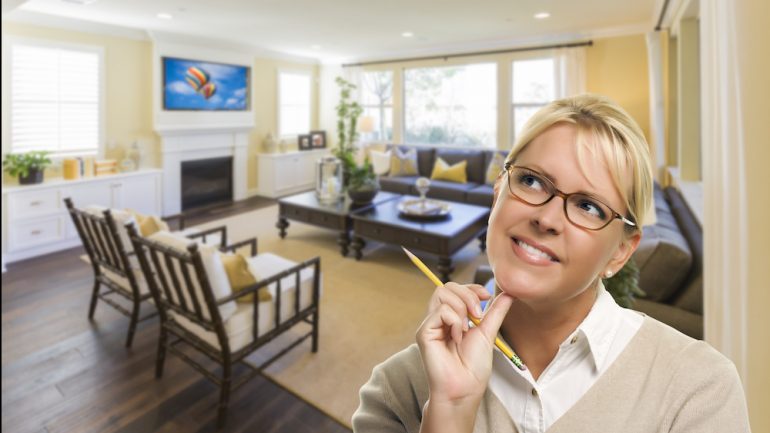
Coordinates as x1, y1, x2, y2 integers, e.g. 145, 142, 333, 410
502, 162, 637, 231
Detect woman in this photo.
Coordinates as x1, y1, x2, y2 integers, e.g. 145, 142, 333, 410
352, 95, 750, 432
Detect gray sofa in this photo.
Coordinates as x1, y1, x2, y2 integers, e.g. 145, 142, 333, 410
472, 183, 704, 340
378, 144, 506, 207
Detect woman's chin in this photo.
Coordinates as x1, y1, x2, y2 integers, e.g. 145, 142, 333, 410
494, 274, 548, 301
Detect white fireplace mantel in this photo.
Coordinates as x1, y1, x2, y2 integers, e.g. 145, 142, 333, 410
158, 127, 250, 216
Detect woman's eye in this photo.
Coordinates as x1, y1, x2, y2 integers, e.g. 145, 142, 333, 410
518, 174, 544, 190
575, 199, 608, 220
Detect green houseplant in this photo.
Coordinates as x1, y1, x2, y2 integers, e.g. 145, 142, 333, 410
3, 151, 52, 185
334, 76, 379, 203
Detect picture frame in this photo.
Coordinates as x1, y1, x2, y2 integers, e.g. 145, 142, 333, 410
298, 134, 312, 151
162, 57, 250, 111
310, 130, 327, 149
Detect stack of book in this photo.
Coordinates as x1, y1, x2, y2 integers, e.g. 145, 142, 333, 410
94, 159, 117, 176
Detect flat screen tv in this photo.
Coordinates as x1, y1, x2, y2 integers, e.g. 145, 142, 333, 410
162, 57, 250, 111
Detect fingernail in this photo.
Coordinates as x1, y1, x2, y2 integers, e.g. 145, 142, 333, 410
475, 304, 483, 317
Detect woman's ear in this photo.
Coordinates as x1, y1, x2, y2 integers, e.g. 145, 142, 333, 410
605, 232, 642, 275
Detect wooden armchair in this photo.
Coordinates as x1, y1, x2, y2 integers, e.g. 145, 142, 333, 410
65, 197, 228, 348
126, 224, 321, 428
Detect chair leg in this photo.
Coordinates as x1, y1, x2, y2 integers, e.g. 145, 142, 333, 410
155, 326, 167, 378
312, 311, 320, 353
217, 362, 233, 428
125, 299, 141, 348
88, 280, 101, 320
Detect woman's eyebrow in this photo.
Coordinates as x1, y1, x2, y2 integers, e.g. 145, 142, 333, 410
527, 163, 615, 206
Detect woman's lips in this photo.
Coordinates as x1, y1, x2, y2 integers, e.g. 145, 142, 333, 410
511, 237, 560, 265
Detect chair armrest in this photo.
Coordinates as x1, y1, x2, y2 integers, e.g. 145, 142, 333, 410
185, 225, 227, 249
473, 265, 494, 286
216, 256, 321, 305
162, 213, 186, 231
222, 238, 258, 257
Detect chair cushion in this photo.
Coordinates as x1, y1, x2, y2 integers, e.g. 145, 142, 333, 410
148, 231, 237, 321
126, 209, 169, 236
430, 158, 468, 183
84, 205, 137, 252
221, 252, 271, 303
100, 255, 150, 296
170, 252, 318, 352
389, 148, 419, 176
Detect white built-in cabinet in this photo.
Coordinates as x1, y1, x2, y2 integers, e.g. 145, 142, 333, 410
257, 149, 328, 198
2, 169, 162, 266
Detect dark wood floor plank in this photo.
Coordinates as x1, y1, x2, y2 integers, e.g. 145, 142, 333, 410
3, 196, 351, 433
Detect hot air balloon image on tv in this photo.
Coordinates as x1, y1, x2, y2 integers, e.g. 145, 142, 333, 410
163, 57, 249, 111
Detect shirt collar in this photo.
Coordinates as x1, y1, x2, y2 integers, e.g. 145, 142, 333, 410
563, 281, 624, 371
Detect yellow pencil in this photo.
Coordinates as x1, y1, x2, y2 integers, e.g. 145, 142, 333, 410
401, 246, 526, 371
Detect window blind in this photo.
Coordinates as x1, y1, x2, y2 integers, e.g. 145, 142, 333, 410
11, 43, 101, 156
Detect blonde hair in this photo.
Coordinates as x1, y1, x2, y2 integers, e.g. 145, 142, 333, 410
506, 94, 653, 231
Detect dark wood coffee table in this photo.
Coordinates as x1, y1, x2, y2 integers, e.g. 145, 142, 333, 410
277, 190, 401, 256
350, 196, 489, 281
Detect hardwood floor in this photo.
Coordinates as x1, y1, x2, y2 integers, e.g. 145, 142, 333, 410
1, 197, 352, 433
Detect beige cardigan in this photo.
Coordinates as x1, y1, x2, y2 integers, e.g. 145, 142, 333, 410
352, 316, 750, 432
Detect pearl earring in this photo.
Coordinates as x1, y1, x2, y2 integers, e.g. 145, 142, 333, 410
604, 270, 613, 278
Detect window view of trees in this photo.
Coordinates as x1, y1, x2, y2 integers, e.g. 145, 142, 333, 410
404, 63, 496, 148
511, 58, 555, 141
361, 71, 393, 141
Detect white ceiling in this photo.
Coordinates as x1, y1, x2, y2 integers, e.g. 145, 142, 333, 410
4, 0, 660, 63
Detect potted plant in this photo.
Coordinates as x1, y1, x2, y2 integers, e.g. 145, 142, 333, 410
334, 76, 379, 203
2, 151, 52, 185
604, 258, 645, 308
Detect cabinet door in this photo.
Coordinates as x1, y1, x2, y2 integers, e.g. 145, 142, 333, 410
298, 153, 317, 189
118, 175, 159, 215
67, 181, 113, 209
274, 155, 301, 193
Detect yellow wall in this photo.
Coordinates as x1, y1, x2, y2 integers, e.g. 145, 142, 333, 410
1, 22, 155, 180
586, 34, 651, 140
736, 0, 770, 429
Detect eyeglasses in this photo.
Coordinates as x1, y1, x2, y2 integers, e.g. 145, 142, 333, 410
503, 163, 636, 231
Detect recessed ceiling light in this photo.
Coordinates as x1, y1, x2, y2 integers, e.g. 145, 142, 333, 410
402, 31, 414, 38
157, 13, 173, 20
61, 0, 100, 5
311, 45, 322, 50
534, 12, 550, 19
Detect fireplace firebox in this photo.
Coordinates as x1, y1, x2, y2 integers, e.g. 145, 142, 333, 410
181, 157, 233, 211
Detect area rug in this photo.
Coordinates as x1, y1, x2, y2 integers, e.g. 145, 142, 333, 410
192, 204, 490, 428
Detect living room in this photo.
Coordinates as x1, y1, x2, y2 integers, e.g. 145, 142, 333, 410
2, 0, 768, 432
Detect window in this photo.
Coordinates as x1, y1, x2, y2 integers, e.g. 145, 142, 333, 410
10, 42, 103, 156
511, 58, 555, 141
278, 71, 311, 137
404, 63, 496, 148
361, 71, 393, 141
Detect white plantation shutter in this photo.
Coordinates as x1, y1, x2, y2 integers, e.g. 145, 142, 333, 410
11, 43, 102, 156
278, 71, 311, 136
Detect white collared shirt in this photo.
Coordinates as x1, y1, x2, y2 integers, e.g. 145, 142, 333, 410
486, 282, 643, 433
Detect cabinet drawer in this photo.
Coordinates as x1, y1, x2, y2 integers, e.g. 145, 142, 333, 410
9, 215, 67, 251
355, 223, 398, 240
9, 189, 61, 220
398, 232, 441, 252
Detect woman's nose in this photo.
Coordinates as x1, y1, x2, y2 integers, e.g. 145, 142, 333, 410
531, 195, 566, 234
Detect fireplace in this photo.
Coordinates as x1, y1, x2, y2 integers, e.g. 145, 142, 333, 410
181, 156, 233, 211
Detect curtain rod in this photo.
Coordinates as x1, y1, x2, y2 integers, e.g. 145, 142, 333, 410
342, 40, 593, 68
655, 0, 672, 31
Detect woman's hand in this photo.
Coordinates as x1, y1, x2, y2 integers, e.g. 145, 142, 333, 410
416, 282, 514, 407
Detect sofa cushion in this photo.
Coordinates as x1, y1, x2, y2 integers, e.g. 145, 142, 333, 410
370, 149, 392, 176
389, 147, 419, 176
435, 148, 486, 184
632, 221, 692, 303
665, 187, 703, 315
388, 145, 436, 177
421, 180, 477, 202
485, 152, 506, 185
466, 184, 495, 207
430, 158, 468, 183
633, 299, 702, 339
379, 175, 418, 195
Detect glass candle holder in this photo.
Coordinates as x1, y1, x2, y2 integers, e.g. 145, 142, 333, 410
316, 156, 343, 204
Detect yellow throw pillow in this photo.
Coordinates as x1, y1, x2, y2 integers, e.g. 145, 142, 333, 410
430, 158, 468, 183
220, 252, 272, 304
126, 209, 170, 237
389, 148, 419, 176
485, 152, 506, 185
